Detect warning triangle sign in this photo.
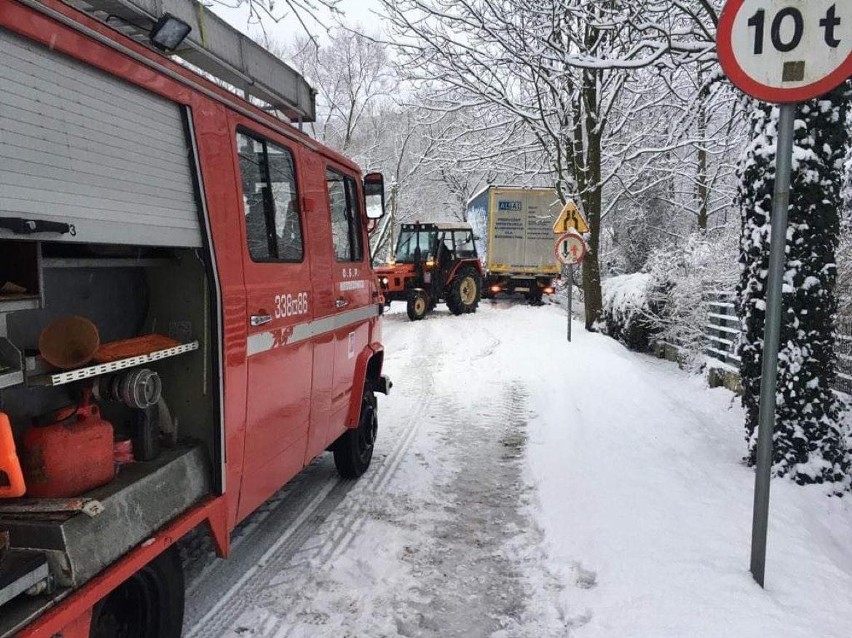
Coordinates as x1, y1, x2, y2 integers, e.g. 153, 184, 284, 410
553, 200, 589, 234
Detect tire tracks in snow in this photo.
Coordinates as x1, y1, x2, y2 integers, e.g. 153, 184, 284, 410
391, 382, 560, 638
258, 324, 447, 638
184, 320, 443, 637
185, 308, 568, 637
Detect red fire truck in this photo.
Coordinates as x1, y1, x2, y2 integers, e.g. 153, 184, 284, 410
0, 0, 390, 635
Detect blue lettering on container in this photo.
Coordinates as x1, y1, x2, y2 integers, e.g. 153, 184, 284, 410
498, 201, 523, 211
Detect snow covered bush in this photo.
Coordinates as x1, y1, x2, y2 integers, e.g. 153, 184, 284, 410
601, 227, 740, 360
840, 108, 852, 315
643, 228, 740, 368
737, 83, 851, 488
600, 273, 661, 351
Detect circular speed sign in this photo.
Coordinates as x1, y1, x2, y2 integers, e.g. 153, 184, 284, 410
555, 231, 587, 266
718, 0, 852, 103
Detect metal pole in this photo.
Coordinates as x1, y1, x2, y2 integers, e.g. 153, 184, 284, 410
567, 264, 573, 342
387, 180, 399, 264
750, 102, 796, 588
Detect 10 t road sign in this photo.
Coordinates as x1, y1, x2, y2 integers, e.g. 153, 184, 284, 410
718, 0, 852, 103
718, 0, 851, 589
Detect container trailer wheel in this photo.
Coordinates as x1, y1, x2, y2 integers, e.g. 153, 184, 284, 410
406, 289, 429, 321
527, 292, 544, 306
333, 384, 378, 479
89, 546, 184, 638
446, 267, 481, 315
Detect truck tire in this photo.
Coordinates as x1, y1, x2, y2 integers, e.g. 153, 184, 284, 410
89, 546, 184, 638
527, 291, 544, 306
406, 290, 429, 321
446, 266, 481, 315
332, 384, 377, 479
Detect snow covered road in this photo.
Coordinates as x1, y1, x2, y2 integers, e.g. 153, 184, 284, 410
183, 301, 852, 637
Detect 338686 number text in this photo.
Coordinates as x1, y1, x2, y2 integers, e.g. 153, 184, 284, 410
274, 292, 309, 318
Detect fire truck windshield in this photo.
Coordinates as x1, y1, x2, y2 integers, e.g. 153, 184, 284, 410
395, 230, 436, 262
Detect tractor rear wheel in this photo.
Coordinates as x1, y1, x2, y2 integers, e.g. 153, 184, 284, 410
446, 267, 482, 315
406, 290, 429, 321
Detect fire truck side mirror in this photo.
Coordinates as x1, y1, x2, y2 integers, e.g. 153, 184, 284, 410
364, 172, 385, 220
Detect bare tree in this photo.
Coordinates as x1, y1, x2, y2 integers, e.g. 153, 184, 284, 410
379, 0, 721, 329
287, 29, 396, 154
212, 0, 342, 45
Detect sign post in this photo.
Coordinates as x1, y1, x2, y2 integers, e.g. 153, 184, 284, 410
750, 102, 795, 588
554, 231, 587, 342
568, 265, 573, 342
717, 0, 852, 587
554, 202, 589, 342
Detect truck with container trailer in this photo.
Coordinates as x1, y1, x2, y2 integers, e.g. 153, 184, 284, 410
0, 0, 390, 635
466, 186, 561, 304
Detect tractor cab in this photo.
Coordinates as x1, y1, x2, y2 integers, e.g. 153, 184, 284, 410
393, 226, 437, 264
377, 222, 483, 320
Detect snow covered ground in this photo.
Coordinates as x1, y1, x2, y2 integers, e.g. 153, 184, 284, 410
184, 301, 852, 637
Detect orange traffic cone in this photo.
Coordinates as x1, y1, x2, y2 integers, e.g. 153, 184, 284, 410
0, 412, 25, 498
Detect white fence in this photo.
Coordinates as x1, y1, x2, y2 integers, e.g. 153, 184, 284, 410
703, 290, 852, 395
835, 318, 852, 395
704, 290, 741, 370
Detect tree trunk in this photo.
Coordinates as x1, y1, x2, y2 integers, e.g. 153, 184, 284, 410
581, 155, 603, 332
696, 113, 708, 230
581, 71, 603, 331
697, 145, 708, 230
696, 66, 708, 230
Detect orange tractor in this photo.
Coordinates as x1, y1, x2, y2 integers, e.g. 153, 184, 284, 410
376, 222, 484, 320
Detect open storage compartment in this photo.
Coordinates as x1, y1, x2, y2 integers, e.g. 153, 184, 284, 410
0, 242, 42, 314
0, 241, 42, 391
0, 240, 221, 634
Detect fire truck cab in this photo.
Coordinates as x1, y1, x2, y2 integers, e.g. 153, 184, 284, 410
0, 0, 389, 635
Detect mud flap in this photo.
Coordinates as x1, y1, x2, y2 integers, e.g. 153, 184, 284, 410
374, 375, 392, 396
346, 345, 385, 428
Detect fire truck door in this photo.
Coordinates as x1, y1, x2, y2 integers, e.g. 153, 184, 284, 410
325, 168, 374, 426
301, 152, 335, 463
236, 130, 312, 517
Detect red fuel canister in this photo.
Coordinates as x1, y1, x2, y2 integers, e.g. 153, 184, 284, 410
21, 400, 114, 498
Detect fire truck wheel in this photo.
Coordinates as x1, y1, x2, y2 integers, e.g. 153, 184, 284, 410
406, 290, 429, 321
89, 546, 184, 638
333, 385, 377, 479
446, 267, 482, 315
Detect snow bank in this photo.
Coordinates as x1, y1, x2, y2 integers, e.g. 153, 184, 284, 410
600, 273, 658, 350
513, 305, 852, 637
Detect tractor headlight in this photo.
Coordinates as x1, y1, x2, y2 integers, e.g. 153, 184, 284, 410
380, 277, 389, 285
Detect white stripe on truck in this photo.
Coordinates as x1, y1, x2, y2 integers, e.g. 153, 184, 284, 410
246, 305, 379, 357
